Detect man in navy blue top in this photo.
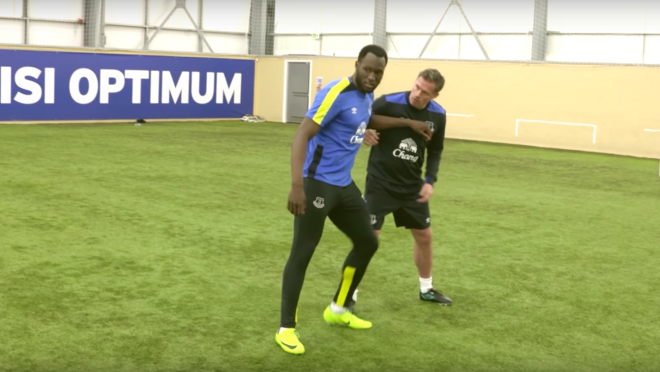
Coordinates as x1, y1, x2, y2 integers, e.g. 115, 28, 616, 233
354, 68, 452, 311
276, 45, 433, 355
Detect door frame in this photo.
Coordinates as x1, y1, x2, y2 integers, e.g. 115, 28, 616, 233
282, 60, 313, 124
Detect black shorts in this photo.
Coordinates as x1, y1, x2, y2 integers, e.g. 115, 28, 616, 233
363, 174, 431, 231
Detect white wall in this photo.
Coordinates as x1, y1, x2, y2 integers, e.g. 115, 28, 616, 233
545, 0, 660, 64
0, 0, 251, 54
201, 0, 250, 54
0, 0, 23, 44
0, 0, 85, 47
105, 0, 250, 54
203, 0, 250, 33
387, 0, 534, 33
272, 0, 660, 64
387, 0, 534, 60
2, 0, 660, 64
271, 0, 535, 59
273, 0, 375, 56
0, 20, 23, 44
0, 0, 23, 17
29, 0, 83, 19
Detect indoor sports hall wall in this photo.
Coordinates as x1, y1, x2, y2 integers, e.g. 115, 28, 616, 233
253, 56, 660, 160
3, 0, 660, 159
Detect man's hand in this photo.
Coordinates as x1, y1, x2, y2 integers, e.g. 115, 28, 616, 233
408, 119, 432, 141
288, 185, 306, 215
417, 183, 434, 203
363, 129, 379, 146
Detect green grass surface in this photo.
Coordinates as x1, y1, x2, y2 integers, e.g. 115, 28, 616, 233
1, 121, 659, 372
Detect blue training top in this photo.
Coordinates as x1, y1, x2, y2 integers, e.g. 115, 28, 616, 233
303, 76, 374, 187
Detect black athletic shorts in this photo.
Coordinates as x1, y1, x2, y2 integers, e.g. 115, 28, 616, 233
363, 174, 431, 231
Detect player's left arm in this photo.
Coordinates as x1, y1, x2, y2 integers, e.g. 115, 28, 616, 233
424, 114, 447, 186
418, 114, 446, 202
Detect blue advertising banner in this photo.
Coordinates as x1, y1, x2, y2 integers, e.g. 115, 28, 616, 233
0, 49, 255, 121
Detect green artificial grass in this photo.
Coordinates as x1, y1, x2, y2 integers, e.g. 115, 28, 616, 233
1, 121, 658, 372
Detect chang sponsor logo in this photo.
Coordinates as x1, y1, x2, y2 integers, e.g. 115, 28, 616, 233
350, 122, 367, 144
393, 138, 419, 162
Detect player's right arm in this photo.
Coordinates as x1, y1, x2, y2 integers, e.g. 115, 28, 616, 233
288, 117, 321, 216
288, 81, 344, 216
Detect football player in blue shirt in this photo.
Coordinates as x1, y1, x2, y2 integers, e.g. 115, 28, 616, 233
276, 45, 433, 355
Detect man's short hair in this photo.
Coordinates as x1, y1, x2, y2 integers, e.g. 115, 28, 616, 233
419, 69, 445, 93
358, 44, 388, 65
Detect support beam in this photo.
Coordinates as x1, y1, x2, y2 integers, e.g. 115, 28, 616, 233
265, 0, 275, 55
455, 2, 489, 60
418, 0, 489, 60
146, 6, 179, 47
418, 3, 452, 58
182, 6, 214, 53
249, 0, 268, 55
23, 0, 28, 45
143, 0, 149, 50
84, 0, 104, 48
373, 0, 387, 48
100, 0, 106, 47
531, 0, 548, 61
145, 0, 213, 53
198, 0, 204, 52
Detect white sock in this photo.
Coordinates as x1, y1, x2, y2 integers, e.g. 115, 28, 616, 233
330, 301, 347, 315
420, 277, 433, 293
352, 289, 358, 303
279, 327, 291, 334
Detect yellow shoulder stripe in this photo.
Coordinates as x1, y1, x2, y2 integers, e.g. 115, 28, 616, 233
312, 78, 350, 125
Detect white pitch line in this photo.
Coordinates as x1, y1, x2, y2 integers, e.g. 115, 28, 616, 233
516, 119, 598, 144
447, 113, 474, 117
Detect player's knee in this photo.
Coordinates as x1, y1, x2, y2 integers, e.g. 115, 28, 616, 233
357, 232, 379, 256
412, 228, 433, 249
288, 241, 318, 265
367, 235, 379, 256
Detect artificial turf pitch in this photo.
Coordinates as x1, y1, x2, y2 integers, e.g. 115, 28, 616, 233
1, 121, 658, 372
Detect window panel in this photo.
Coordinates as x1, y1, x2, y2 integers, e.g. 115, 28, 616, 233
29, 0, 83, 20
0, 18, 24, 44
106, 0, 146, 26
29, 21, 83, 47
0, 0, 23, 18
203, 0, 251, 33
